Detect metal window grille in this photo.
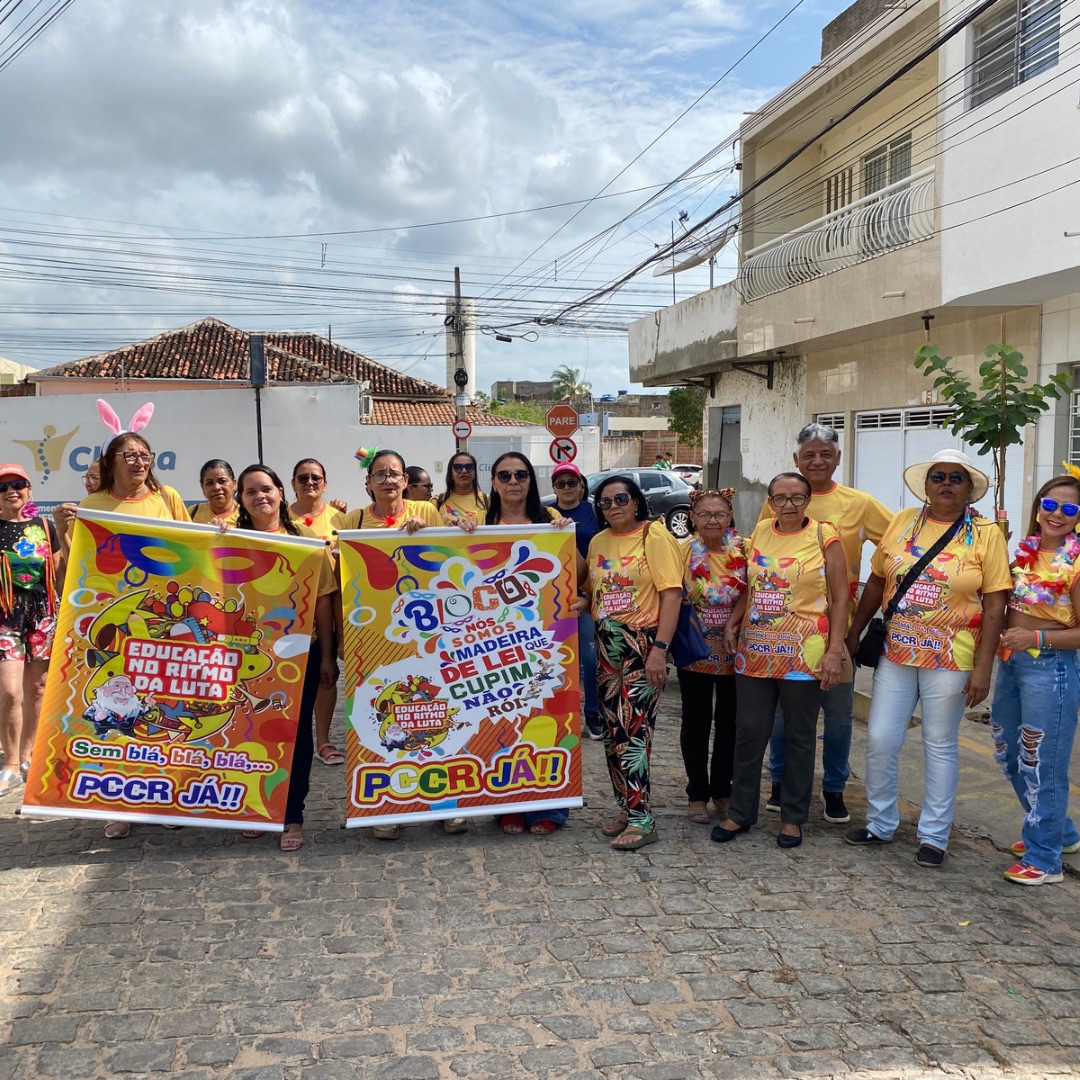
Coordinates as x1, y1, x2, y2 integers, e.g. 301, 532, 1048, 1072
815, 413, 845, 430
1069, 390, 1080, 465
823, 167, 854, 215
971, 0, 1060, 108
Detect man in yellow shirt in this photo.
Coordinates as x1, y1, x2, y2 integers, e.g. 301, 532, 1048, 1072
758, 422, 892, 825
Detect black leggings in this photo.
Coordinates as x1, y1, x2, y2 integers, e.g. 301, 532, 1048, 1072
284, 639, 321, 826
676, 668, 737, 802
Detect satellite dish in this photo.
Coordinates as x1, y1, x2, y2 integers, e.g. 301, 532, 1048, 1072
653, 221, 738, 277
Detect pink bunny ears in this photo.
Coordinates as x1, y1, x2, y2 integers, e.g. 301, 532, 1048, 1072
98, 399, 155, 455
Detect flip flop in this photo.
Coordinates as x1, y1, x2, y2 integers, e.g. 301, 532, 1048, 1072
529, 819, 557, 835
602, 815, 629, 837
500, 814, 526, 835
687, 802, 711, 824
103, 821, 131, 840
315, 743, 345, 766
279, 826, 303, 852
611, 825, 658, 851
0, 767, 21, 799
242, 830, 264, 839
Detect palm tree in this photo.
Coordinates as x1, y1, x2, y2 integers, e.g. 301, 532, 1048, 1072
551, 365, 592, 404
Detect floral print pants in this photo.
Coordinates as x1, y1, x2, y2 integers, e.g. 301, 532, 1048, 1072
597, 617, 659, 832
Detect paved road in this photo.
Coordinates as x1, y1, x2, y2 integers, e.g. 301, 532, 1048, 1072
2, 681, 1080, 1080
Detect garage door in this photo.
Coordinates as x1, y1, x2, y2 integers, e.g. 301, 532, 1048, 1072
852, 407, 1023, 583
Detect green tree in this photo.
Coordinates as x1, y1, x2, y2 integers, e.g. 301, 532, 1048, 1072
551, 365, 592, 402
486, 399, 546, 425
914, 343, 1069, 516
668, 385, 704, 453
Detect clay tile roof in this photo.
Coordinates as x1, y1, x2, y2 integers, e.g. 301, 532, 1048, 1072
32, 317, 446, 399
365, 403, 539, 427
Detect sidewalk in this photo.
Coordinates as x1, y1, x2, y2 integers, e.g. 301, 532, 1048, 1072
2, 682, 1080, 1080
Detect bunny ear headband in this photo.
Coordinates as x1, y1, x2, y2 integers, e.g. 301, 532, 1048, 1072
98, 399, 155, 456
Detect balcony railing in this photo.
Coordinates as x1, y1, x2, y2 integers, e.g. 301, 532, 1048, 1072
740, 167, 935, 302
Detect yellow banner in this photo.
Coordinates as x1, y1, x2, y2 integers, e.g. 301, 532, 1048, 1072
337, 526, 582, 826
22, 511, 325, 830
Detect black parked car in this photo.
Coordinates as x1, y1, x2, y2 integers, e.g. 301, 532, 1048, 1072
543, 467, 696, 539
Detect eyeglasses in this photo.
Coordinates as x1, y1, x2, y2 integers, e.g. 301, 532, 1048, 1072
1041, 497, 1080, 517
598, 492, 633, 509
370, 470, 404, 483
693, 511, 731, 522
82, 473, 99, 485
451, 462, 476, 473
0, 479, 29, 493
769, 493, 808, 507
553, 479, 579, 490
928, 470, 968, 485
495, 469, 530, 483
121, 451, 155, 466
295, 473, 324, 484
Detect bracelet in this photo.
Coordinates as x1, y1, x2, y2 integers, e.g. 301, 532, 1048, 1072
653, 640, 670, 652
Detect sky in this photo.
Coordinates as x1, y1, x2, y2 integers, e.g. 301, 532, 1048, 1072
0, 0, 851, 396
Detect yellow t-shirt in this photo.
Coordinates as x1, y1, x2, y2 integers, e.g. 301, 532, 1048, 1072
1007, 540, 1080, 628
498, 507, 560, 525
190, 501, 240, 527
438, 491, 488, 522
736, 518, 841, 681
339, 500, 443, 531
681, 533, 747, 676
759, 482, 891, 605
586, 522, 684, 629
80, 485, 189, 521
290, 503, 345, 541
870, 509, 1012, 671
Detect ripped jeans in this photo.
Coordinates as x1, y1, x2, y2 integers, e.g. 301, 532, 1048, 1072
990, 647, 1080, 874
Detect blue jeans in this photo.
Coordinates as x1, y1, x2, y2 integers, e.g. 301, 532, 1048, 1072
578, 611, 599, 719
991, 648, 1080, 874
863, 656, 968, 850
769, 680, 853, 793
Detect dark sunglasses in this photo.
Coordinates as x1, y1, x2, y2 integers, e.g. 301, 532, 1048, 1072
928, 470, 968, 485
495, 469, 530, 483
295, 473, 324, 484
0, 478, 29, 493
598, 492, 632, 509
1041, 497, 1080, 517
452, 462, 476, 473
552, 479, 580, 490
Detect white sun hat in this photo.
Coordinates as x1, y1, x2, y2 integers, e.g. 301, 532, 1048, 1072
903, 448, 989, 503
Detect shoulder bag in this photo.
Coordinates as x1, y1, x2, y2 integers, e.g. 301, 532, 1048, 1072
854, 512, 964, 669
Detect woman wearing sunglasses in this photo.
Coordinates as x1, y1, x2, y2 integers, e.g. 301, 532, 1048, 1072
844, 449, 1011, 867
585, 474, 683, 850
679, 487, 746, 825
288, 459, 347, 768
437, 451, 489, 523
0, 465, 61, 799
990, 475, 1080, 885
483, 453, 576, 835
717, 473, 848, 849
405, 466, 435, 503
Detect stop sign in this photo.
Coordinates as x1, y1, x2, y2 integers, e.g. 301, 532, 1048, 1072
545, 404, 579, 439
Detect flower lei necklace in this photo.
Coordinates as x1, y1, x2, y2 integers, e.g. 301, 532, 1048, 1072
1014, 531, 1080, 577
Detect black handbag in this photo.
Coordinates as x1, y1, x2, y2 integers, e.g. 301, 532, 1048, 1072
855, 513, 965, 669
671, 600, 711, 668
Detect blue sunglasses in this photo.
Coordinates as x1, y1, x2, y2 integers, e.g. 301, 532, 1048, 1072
1041, 497, 1080, 518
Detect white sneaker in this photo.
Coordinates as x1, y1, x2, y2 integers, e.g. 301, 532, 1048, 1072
443, 817, 468, 834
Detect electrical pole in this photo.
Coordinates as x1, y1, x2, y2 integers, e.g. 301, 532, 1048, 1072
450, 266, 469, 452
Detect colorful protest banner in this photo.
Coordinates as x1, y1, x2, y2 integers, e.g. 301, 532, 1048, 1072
22, 511, 326, 830
337, 526, 582, 827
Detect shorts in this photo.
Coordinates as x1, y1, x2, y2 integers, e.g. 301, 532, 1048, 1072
0, 592, 56, 663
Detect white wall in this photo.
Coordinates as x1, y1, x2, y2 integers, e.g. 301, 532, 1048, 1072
0, 386, 538, 508
939, 0, 1080, 305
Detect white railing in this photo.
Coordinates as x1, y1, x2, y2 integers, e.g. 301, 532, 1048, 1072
740, 167, 935, 302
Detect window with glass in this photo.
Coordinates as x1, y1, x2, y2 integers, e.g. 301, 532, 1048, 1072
971, 0, 1060, 109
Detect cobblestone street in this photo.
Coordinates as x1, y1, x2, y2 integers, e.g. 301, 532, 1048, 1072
2, 683, 1080, 1080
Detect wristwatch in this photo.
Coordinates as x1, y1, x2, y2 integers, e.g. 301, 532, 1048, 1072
653, 640, 670, 652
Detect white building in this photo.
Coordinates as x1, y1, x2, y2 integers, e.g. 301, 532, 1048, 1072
629, 0, 1077, 567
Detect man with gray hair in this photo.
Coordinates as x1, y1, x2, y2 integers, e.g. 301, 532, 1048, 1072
758, 421, 892, 824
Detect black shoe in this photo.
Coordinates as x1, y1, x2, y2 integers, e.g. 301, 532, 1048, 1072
711, 822, 750, 844
584, 715, 604, 741
916, 843, 945, 867
823, 791, 850, 824
777, 830, 802, 849
765, 784, 781, 813
844, 827, 890, 846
